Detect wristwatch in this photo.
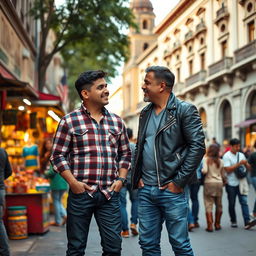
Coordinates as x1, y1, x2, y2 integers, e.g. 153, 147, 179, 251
117, 177, 127, 186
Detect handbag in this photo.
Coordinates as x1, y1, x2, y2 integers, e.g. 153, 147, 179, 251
234, 153, 247, 179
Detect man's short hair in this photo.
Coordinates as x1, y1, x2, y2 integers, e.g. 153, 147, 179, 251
126, 128, 133, 140
230, 138, 240, 146
145, 66, 175, 89
75, 70, 107, 99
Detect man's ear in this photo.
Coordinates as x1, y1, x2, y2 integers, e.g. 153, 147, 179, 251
159, 81, 166, 92
81, 89, 89, 100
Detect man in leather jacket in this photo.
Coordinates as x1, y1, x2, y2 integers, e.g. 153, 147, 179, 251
131, 66, 205, 256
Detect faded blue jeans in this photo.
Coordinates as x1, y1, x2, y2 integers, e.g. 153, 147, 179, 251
0, 189, 10, 256
250, 176, 256, 214
138, 185, 194, 256
120, 183, 138, 231
52, 190, 67, 225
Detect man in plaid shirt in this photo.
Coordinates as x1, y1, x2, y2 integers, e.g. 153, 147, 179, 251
50, 70, 131, 256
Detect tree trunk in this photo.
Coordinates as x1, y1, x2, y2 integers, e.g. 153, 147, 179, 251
38, 61, 47, 92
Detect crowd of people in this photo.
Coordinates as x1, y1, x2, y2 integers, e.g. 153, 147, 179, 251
187, 137, 256, 233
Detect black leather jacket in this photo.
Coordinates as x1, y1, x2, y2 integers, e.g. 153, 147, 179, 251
131, 93, 205, 189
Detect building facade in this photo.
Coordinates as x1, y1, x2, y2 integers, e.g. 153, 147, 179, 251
122, 0, 256, 147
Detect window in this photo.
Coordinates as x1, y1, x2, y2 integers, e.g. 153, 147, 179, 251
143, 20, 148, 29
223, 101, 232, 141
200, 53, 205, 70
143, 43, 149, 51
250, 93, 256, 117
177, 67, 180, 82
221, 40, 227, 57
188, 60, 193, 76
248, 21, 255, 42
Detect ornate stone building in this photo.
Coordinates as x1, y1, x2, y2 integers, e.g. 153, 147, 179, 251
122, 0, 256, 147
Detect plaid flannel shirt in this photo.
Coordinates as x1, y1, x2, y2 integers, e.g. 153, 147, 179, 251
50, 104, 131, 199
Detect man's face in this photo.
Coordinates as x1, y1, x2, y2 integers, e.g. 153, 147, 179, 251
142, 72, 161, 102
83, 78, 109, 107
231, 144, 240, 153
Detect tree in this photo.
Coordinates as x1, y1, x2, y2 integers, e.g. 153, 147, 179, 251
30, 0, 136, 91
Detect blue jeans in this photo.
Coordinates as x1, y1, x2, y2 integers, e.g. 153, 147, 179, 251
138, 185, 194, 256
52, 190, 67, 225
66, 189, 121, 256
120, 183, 138, 231
251, 176, 256, 214
188, 183, 200, 224
0, 190, 10, 256
225, 185, 250, 225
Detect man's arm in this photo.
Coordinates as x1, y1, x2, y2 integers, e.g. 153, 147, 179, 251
224, 153, 248, 173
171, 104, 206, 188
4, 150, 12, 179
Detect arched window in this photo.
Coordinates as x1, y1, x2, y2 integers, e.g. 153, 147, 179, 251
142, 20, 148, 29
250, 93, 256, 117
223, 101, 232, 140
143, 43, 149, 51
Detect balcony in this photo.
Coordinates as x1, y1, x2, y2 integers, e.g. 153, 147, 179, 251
215, 5, 229, 25
195, 21, 207, 37
208, 57, 233, 76
171, 41, 181, 54
184, 31, 194, 44
185, 70, 206, 87
163, 49, 172, 59
234, 40, 256, 64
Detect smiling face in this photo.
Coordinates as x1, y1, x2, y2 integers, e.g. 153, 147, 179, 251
81, 78, 109, 107
142, 71, 162, 102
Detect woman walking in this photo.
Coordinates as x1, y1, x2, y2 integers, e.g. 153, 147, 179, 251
202, 144, 226, 232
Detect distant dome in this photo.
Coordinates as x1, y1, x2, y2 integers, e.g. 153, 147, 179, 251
131, 0, 153, 11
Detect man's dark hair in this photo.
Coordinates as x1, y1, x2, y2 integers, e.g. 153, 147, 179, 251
75, 70, 107, 99
126, 128, 133, 140
145, 66, 175, 89
230, 138, 240, 146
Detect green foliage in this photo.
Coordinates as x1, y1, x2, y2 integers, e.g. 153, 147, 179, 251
30, 0, 136, 108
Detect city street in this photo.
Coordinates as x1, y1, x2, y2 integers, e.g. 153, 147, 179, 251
10, 187, 256, 256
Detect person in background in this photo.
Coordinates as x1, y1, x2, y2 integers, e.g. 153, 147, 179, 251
0, 147, 12, 256
212, 137, 220, 149
243, 145, 252, 159
40, 138, 53, 175
202, 144, 225, 232
223, 138, 251, 229
120, 128, 138, 238
188, 161, 203, 231
45, 164, 68, 226
248, 151, 256, 219
22, 138, 39, 173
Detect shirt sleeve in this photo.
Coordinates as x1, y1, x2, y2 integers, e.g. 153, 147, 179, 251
117, 122, 131, 170
50, 118, 72, 173
222, 153, 231, 167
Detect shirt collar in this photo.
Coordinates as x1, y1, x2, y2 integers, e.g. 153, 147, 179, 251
80, 103, 108, 116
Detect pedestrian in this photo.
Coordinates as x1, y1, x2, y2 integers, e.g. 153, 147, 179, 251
0, 147, 12, 256
248, 151, 256, 219
188, 161, 203, 231
202, 144, 226, 232
50, 70, 131, 256
211, 137, 220, 149
120, 127, 138, 238
131, 66, 205, 256
45, 163, 68, 226
40, 138, 53, 175
223, 138, 251, 229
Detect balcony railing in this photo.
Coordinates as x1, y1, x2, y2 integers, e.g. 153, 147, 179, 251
234, 40, 256, 63
184, 31, 194, 43
195, 22, 206, 36
208, 57, 233, 76
171, 41, 181, 54
215, 5, 229, 24
185, 70, 206, 86
173, 82, 185, 93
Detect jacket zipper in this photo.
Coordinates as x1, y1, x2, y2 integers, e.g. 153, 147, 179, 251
176, 152, 181, 161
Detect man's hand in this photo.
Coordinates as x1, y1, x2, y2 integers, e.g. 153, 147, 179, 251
109, 180, 123, 192
138, 178, 144, 188
161, 182, 183, 193
239, 160, 247, 165
69, 180, 93, 194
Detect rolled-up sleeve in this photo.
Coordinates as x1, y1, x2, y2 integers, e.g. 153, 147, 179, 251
50, 118, 71, 173
118, 123, 131, 170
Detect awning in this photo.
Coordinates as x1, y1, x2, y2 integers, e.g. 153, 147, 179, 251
0, 73, 38, 99
235, 119, 256, 128
39, 92, 61, 101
